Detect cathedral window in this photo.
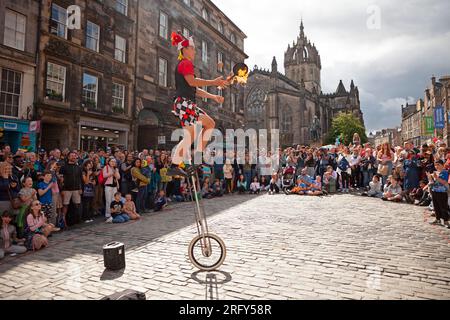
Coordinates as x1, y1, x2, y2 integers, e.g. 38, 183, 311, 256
281, 106, 292, 133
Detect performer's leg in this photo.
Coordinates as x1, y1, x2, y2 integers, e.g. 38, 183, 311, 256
197, 113, 216, 153
172, 125, 195, 165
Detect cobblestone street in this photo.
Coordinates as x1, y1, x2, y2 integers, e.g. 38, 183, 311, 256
1, 193, 450, 300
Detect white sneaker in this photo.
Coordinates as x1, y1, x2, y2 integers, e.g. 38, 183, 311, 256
105, 217, 113, 223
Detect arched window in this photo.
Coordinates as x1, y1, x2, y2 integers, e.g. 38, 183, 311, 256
217, 21, 223, 33
303, 47, 308, 60
202, 8, 209, 21
230, 33, 236, 44
247, 88, 267, 121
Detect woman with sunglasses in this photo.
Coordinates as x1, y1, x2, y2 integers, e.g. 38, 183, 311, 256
24, 200, 59, 251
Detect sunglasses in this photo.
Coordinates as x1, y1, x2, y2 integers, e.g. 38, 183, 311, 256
32, 202, 42, 206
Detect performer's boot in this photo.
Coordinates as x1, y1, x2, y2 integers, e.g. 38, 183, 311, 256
168, 162, 188, 177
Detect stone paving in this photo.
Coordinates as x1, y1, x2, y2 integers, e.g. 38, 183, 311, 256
1, 193, 450, 300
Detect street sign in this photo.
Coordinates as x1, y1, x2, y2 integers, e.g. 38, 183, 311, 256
424, 116, 434, 134
158, 136, 166, 145
434, 105, 445, 129
29, 121, 41, 133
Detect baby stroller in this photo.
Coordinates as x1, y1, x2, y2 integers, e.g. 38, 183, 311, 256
282, 166, 296, 194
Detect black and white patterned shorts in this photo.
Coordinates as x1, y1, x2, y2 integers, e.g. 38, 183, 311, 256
172, 97, 205, 127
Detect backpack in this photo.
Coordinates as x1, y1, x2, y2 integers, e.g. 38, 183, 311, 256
338, 157, 349, 171
98, 166, 108, 185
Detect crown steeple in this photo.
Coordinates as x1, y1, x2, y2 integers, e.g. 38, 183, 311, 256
300, 19, 305, 39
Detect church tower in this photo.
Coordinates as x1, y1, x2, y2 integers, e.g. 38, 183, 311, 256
284, 20, 321, 93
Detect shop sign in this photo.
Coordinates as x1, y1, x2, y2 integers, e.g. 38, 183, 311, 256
3, 122, 18, 130
29, 121, 41, 133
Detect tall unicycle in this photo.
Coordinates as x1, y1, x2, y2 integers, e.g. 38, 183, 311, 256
185, 165, 226, 271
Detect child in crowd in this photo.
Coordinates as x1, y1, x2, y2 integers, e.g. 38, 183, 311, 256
323, 166, 337, 194
308, 176, 323, 196
223, 159, 234, 194
406, 180, 426, 204
37, 172, 55, 225
201, 177, 214, 199
237, 175, 247, 194
268, 173, 280, 195
415, 180, 431, 206
260, 176, 270, 192
123, 194, 141, 220
180, 180, 189, 202
290, 177, 310, 195
249, 176, 261, 194
25, 200, 58, 251
110, 192, 130, 224
382, 176, 403, 202
212, 179, 224, 197
154, 190, 168, 212
362, 175, 383, 198
0, 211, 27, 259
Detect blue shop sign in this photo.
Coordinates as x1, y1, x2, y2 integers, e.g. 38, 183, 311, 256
3, 122, 18, 130
434, 105, 445, 129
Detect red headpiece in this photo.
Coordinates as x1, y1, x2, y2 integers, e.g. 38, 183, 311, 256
171, 31, 195, 50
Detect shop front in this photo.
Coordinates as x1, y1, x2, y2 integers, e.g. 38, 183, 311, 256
78, 117, 130, 151
0, 118, 37, 153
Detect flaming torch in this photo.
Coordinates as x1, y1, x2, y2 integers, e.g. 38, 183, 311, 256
218, 63, 249, 90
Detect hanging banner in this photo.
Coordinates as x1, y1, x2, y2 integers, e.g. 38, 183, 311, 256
424, 116, 434, 134
434, 105, 445, 129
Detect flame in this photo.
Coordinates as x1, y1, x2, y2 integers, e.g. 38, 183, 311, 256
233, 68, 248, 85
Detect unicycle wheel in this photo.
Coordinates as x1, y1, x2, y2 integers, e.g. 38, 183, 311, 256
188, 233, 226, 271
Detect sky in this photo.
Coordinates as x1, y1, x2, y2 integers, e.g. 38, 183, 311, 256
211, 0, 450, 134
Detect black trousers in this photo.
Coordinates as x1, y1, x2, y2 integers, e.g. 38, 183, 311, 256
269, 183, 280, 193
82, 197, 94, 221
431, 191, 449, 221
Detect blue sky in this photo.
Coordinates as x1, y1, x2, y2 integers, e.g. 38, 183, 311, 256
212, 0, 450, 133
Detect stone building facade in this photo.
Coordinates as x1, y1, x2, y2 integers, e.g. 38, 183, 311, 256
35, 0, 138, 151
2, 0, 246, 151
401, 100, 423, 147
244, 21, 364, 147
134, 0, 247, 150
0, 0, 40, 152
400, 76, 450, 147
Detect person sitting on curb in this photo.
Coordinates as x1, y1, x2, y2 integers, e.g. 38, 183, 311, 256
416, 180, 431, 207
290, 177, 310, 195
109, 192, 130, 224
123, 194, 141, 220
24, 200, 57, 251
0, 211, 27, 259
212, 179, 224, 197
237, 175, 247, 194
382, 176, 403, 202
249, 176, 261, 195
154, 190, 168, 212
362, 175, 383, 198
308, 176, 323, 196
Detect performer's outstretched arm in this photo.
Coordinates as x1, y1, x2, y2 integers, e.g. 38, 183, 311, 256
184, 74, 228, 88
196, 88, 224, 105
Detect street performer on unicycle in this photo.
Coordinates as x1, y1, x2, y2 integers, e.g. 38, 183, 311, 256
168, 31, 228, 271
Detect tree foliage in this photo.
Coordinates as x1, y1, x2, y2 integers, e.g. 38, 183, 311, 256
325, 113, 367, 145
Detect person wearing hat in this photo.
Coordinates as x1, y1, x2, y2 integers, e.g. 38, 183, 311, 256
169, 31, 228, 176
0, 211, 27, 259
